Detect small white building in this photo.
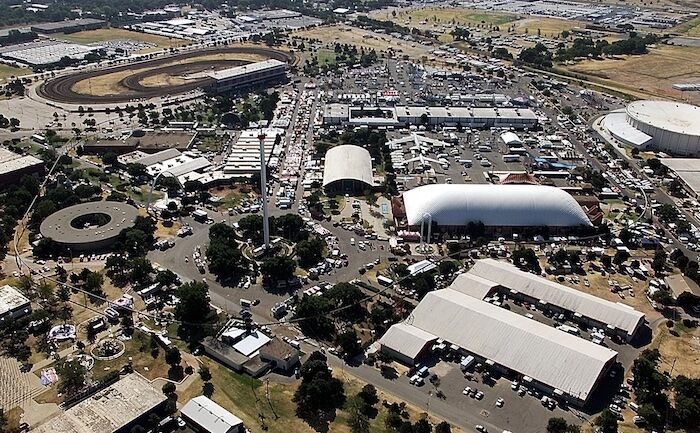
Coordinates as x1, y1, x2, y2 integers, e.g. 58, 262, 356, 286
0, 285, 31, 322
181, 396, 243, 433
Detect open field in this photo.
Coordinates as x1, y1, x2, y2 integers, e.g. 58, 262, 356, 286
669, 17, 700, 36
55, 28, 188, 53
649, 322, 700, 378
380, 7, 519, 27
559, 44, 700, 104
295, 25, 433, 60
0, 64, 32, 82
196, 357, 464, 433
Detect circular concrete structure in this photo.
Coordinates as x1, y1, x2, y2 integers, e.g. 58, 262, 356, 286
625, 100, 700, 156
40, 201, 138, 251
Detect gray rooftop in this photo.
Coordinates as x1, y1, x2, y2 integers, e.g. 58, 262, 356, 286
0, 285, 30, 316
206, 59, 286, 81
32, 373, 166, 433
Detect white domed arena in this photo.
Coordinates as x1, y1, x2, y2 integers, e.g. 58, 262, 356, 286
391, 184, 592, 235
603, 100, 700, 156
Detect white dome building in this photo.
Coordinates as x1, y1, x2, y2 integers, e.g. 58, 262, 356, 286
396, 184, 592, 233
603, 100, 700, 156
322, 145, 374, 195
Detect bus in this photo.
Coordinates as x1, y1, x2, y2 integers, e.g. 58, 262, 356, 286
377, 275, 394, 286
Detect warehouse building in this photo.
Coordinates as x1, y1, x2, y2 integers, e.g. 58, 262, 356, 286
660, 158, 700, 197
0, 285, 31, 322
379, 287, 618, 406
603, 100, 700, 156
461, 259, 646, 341
30, 18, 107, 34
32, 373, 166, 433
323, 104, 538, 129
392, 184, 593, 235
0, 147, 44, 186
181, 396, 243, 433
205, 59, 287, 94
322, 145, 375, 195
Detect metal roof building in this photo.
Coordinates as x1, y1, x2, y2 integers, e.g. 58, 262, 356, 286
181, 396, 243, 433
467, 259, 645, 340
379, 288, 617, 405
401, 184, 592, 228
322, 145, 374, 194
0, 285, 31, 321
603, 101, 700, 156
32, 374, 166, 433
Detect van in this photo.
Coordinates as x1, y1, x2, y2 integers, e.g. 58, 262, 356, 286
417, 366, 429, 377
240, 299, 252, 309
459, 159, 472, 167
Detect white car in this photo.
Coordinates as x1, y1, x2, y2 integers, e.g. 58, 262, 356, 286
463, 386, 472, 395
511, 381, 519, 390
475, 425, 487, 433
475, 391, 484, 400
496, 398, 505, 407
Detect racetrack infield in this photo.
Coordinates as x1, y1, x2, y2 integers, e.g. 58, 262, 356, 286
38, 45, 294, 104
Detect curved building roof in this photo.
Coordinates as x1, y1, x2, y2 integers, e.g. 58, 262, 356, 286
626, 100, 700, 137
403, 184, 592, 227
322, 145, 373, 188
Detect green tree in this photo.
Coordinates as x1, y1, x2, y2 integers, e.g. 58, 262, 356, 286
56, 359, 87, 397
164, 347, 181, 367
594, 409, 618, 433
175, 281, 211, 323
199, 365, 212, 382
336, 329, 362, 358
293, 352, 346, 421
261, 256, 296, 285
296, 237, 325, 268
438, 260, 458, 276
346, 395, 370, 433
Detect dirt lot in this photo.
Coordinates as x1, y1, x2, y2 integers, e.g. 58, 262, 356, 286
56, 28, 187, 53
294, 24, 434, 59
560, 44, 700, 104
649, 322, 700, 378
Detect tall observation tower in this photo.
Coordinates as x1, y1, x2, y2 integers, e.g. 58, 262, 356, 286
258, 130, 271, 249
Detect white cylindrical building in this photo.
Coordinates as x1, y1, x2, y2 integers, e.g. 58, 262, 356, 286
605, 100, 700, 156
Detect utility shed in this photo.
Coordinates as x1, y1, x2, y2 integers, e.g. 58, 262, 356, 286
181, 396, 243, 433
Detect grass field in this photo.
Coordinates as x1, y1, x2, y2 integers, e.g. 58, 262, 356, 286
670, 16, 700, 36
316, 49, 338, 67
295, 25, 432, 59
0, 63, 32, 81
56, 28, 187, 53
196, 357, 464, 433
389, 7, 518, 27
649, 322, 700, 378
560, 44, 700, 103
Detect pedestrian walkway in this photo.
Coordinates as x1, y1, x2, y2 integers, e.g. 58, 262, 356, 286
0, 356, 45, 411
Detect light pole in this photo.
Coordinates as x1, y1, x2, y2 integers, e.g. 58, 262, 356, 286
258, 130, 271, 249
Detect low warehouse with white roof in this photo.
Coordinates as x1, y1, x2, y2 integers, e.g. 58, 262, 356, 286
465, 259, 646, 341
181, 396, 243, 433
380, 288, 617, 405
322, 145, 375, 194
